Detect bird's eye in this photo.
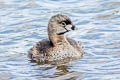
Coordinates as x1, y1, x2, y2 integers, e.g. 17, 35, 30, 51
61, 22, 66, 26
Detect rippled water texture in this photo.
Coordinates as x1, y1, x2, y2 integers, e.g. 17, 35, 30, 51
0, 0, 120, 80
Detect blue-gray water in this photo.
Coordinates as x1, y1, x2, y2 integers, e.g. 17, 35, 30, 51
0, 0, 120, 80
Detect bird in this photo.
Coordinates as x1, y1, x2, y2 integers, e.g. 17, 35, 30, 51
28, 14, 84, 62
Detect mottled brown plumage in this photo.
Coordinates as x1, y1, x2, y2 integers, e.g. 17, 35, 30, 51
28, 14, 84, 62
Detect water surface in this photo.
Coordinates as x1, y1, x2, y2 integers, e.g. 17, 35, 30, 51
0, 0, 120, 80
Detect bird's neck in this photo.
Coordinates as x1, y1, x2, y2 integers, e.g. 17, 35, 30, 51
49, 34, 69, 46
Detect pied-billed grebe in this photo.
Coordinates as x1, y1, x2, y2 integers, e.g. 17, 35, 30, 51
28, 14, 84, 62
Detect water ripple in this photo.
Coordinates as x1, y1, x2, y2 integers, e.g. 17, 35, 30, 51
0, 0, 120, 80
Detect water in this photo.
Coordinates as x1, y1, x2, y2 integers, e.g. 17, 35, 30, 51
0, 0, 120, 80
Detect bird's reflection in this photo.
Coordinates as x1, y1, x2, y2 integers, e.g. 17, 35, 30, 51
29, 58, 83, 80
55, 65, 69, 76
